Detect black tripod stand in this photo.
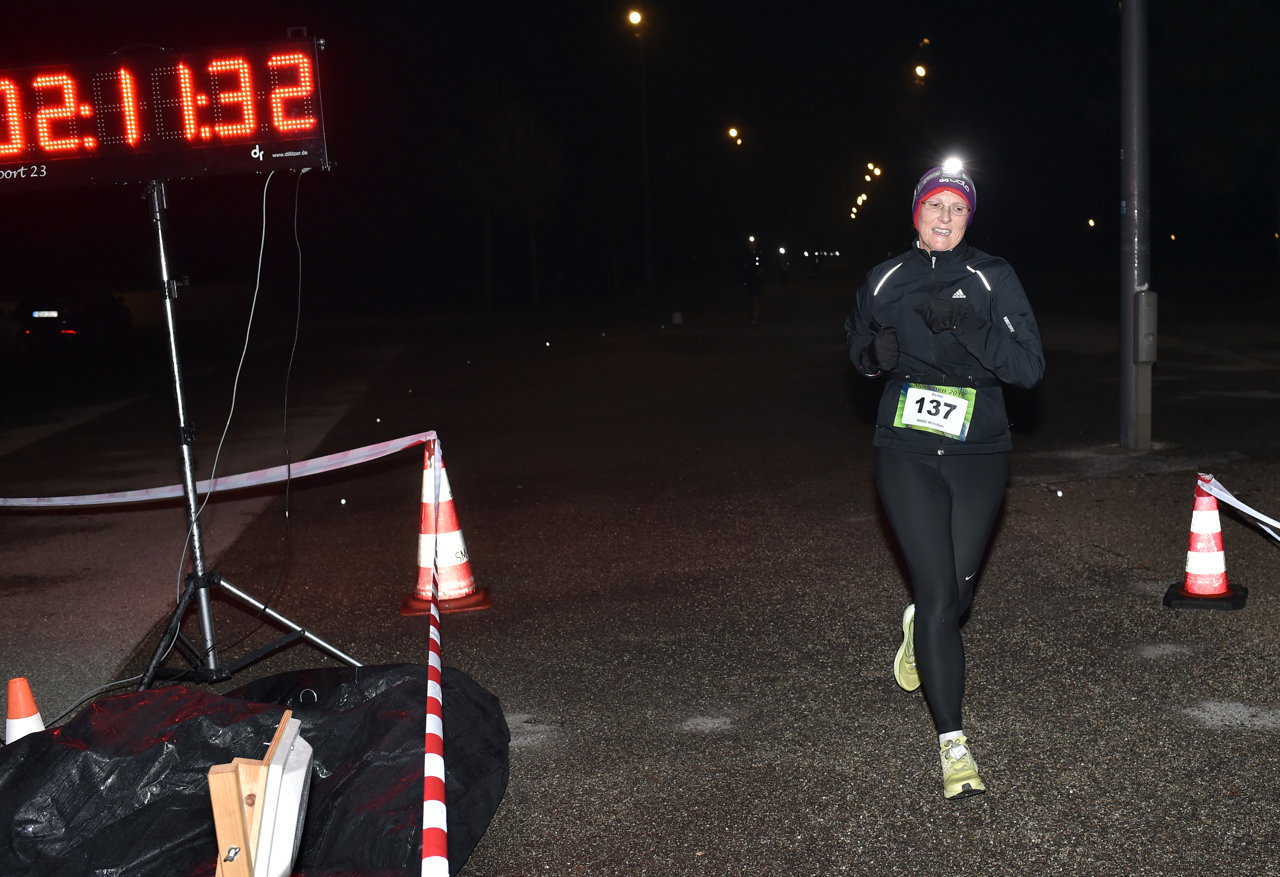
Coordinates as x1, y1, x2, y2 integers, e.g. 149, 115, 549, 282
138, 179, 359, 690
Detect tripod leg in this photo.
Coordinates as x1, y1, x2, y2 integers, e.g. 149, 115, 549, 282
216, 576, 362, 668
139, 573, 200, 691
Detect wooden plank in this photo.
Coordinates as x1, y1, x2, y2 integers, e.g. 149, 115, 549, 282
208, 763, 254, 877
233, 759, 267, 864
262, 710, 293, 768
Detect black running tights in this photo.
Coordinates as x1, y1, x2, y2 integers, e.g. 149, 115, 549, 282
875, 447, 1009, 733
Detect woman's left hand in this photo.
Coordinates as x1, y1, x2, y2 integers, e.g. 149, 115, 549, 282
914, 298, 975, 333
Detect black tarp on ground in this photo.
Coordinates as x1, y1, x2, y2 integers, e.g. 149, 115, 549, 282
0, 664, 509, 877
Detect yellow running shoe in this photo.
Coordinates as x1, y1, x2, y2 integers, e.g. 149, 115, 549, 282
940, 735, 987, 800
893, 604, 919, 692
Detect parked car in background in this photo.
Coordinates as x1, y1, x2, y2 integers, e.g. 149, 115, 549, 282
15, 287, 132, 353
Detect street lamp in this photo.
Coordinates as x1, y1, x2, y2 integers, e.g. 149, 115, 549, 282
629, 10, 641, 24
915, 65, 926, 77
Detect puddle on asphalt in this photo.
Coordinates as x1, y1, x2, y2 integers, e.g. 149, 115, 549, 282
506, 713, 561, 749
0, 573, 77, 592
1136, 643, 1192, 659
680, 716, 733, 733
1184, 701, 1280, 731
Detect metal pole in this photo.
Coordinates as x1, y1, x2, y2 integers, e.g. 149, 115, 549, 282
147, 180, 220, 669
637, 31, 653, 307
1120, 0, 1154, 449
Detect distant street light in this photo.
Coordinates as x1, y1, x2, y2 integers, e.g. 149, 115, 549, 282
915, 65, 926, 77
855, 162, 881, 218
629, 10, 641, 24
1088, 219, 1096, 227
728, 127, 738, 138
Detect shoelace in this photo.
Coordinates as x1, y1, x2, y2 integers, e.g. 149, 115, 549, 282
942, 738, 970, 762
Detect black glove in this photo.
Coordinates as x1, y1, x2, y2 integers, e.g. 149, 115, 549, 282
914, 298, 975, 333
869, 326, 899, 371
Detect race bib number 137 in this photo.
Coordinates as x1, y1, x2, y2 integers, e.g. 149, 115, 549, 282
892, 383, 977, 440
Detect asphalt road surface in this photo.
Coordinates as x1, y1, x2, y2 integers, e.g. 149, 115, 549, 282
2, 278, 1279, 876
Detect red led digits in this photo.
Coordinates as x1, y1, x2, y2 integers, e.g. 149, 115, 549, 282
176, 64, 198, 140
118, 70, 140, 145
32, 73, 89, 151
267, 53, 316, 132
208, 58, 255, 138
0, 80, 22, 155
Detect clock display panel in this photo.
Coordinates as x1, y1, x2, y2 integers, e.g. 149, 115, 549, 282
0, 38, 329, 190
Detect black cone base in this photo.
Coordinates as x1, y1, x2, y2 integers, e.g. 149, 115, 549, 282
1163, 581, 1248, 611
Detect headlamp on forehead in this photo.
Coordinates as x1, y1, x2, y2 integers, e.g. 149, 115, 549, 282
912, 160, 977, 228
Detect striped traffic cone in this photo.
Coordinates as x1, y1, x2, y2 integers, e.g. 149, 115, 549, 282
1164, 473, 1248, 610
401, 439, 492, 616
5, 677, 44, 745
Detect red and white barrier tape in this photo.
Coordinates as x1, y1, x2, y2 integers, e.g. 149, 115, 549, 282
422, 437, 449, 876
1197, 473, 1280, 543
0, 431, 437, 508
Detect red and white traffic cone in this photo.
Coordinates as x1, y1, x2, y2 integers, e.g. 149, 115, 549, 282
401, 439, 492, 616
5, 677, 44, 745
1164, 473, 1248, 610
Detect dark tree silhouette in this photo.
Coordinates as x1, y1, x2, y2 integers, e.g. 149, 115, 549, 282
1152, 0, 1280, 279
446, 97, 566, 311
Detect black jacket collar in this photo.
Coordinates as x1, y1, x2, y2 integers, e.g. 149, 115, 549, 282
911, 238, 972, 266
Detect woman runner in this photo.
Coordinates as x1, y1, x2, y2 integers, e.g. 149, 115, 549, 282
845, 160, 1044, 799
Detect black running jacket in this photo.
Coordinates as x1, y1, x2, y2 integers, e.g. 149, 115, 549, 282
845, 239, 1044, 455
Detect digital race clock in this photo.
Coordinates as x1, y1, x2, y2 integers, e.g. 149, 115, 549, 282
0, 38, 329, 191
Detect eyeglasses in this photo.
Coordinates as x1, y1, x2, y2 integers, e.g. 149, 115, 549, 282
921, 200, 969, 217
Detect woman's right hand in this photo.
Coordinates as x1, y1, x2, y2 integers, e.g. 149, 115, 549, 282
871, 326, 899, 371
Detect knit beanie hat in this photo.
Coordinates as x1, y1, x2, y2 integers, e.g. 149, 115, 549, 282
912, 164, 976, 229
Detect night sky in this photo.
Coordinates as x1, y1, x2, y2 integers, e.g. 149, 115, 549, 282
0, 1, 1275, 316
